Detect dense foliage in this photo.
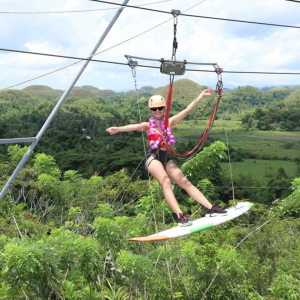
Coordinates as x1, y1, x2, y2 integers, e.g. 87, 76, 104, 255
0, 82, 300, 299
242, 107, 300, 131
0, 144, 299, 299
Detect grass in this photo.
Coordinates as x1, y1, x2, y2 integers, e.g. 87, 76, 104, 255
174, 118, 300, 183
175, 119, 300, 160
211, 130, 300, 161
220, 159, 298, 184
175, 119, 242, 137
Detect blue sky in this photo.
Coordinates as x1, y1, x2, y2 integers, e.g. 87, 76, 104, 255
1, 0, 300, 92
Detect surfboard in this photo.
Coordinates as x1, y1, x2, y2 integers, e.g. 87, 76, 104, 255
128, 202, 253, 242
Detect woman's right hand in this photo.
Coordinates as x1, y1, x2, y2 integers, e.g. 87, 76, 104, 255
106, 127, 118, 135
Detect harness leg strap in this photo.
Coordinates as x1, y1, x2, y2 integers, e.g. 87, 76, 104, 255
145, 154, 156, 170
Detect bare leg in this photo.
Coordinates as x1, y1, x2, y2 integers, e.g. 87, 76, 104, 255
166, 160, 213, 209
147, 160, 182, 216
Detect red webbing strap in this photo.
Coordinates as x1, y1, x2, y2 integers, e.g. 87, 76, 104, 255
162, 95, 221, 157
164, 84, 173, 132
217, 85, 222, 98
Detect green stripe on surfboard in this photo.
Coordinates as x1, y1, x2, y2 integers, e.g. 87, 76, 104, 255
191, 222, 214, 234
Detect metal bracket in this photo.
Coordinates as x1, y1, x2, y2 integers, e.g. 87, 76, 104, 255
0, 137, 37, 144
171, 9, 181, 17
160, 62, 185, 75
128, 60, 138, 68
125, 54, 138, 68
215, 67, 223, 75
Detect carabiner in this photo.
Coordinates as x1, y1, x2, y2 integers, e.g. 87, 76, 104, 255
170, 74, 175, 85
215, 80, 223, 97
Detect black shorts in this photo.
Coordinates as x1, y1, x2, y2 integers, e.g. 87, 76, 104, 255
144, 149, 171, 170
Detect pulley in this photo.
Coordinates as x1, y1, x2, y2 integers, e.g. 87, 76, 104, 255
160, 61, 185, 75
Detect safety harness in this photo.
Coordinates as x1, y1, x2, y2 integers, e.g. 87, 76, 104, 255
160, 78, 223, 157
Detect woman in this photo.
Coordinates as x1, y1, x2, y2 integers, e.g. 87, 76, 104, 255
106, 88, 227, 226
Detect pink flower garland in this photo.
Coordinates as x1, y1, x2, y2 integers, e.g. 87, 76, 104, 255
148, 117, 176, 149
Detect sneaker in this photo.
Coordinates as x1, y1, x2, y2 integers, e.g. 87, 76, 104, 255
178, 212, 193, 227
205, 204, 227, 217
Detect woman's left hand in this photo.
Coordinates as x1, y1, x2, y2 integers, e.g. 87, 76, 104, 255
200, 88, 213, 97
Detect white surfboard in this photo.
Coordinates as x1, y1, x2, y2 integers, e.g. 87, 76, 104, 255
128, 202, 253, 242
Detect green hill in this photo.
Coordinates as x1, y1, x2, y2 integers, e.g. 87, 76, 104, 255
81, 85, 118, 97
284, 88, 300, 108
68, 87, 96, 99
22, 84, 165, 100
124, 86, 157, 97
266, 87, 293, 100
224, 85, 266, 108
0, 89, 42, 114
140, 86, 155, 93
155, 79, 208, 104
23, 85, 96, 100
124, 90, 138, 97
22, 85, 62, 100
152, 86, 163, 94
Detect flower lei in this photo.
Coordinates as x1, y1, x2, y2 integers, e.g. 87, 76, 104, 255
148, 117, 176, 149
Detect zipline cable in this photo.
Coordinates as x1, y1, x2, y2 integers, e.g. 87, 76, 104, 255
127, 62, 159, 233
2, 48, 300, 76
0, 0, 172, 14
0, 0, 206, 92
0, 47, 128, 66
223, 108, 236, 205
108, 63, 150, 209
91, 0, 300, 29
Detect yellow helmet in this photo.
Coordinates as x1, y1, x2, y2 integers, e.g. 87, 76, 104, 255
148, 95, 166, 108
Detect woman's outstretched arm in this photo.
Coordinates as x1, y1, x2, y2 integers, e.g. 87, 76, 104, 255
106, 122, 149, 135
169, 88, 213, 128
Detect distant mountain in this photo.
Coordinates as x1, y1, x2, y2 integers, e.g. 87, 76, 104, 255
23, 84, 146, 99
261, 85, 300, 92
261, 87, 273, 92
222, 88, 232, 93
265, 87, 293, 100
21, 81, 208, 101
22, 85, 95, 100
140, 86, 155, 93
124, 85, 158, 97
21, 82, 299, 105
0, 89, 42, 114
155, 79, 208, 104
70, 87, 96, 99
81, 85, 118, 97
284, 89, 300, 108
152, 86, 163, 94
22, 85, 62, 100
124, 90, 143, 97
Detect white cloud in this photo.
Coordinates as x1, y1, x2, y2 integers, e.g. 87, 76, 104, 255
1, 0, 300, 91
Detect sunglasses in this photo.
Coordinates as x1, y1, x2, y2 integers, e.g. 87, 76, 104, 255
150, 106, 165, 112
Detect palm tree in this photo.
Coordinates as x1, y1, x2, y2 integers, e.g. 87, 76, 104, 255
103, 279, 129, 300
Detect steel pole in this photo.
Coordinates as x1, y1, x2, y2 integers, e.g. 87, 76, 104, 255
0, 0, 130, 201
